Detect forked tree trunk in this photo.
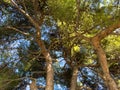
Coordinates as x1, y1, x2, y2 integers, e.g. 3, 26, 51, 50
92, 38, 118, 90
70, 66, 78, 90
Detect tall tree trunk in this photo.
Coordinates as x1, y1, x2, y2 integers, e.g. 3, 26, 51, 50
92, 38, 118, 90
36, 40, 54, 90
10, 1, 54, 90
70, 66, 78, 90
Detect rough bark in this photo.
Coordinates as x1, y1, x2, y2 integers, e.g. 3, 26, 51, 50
70, 66, 78, 90
91, 37, 118, 90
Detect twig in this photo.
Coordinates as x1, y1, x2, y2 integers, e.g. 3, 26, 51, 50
10, 0, 41, 37
6, 26, 30, 36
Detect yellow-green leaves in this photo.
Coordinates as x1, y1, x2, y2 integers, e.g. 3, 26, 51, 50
104, 35, 120, 52
3, 0, 11, 3
80, 12, 94, 30
71, 45, 80, 57
73, 45, 80, 53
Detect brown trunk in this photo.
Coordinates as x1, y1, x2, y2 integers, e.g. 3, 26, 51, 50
45, 60, 54, 90
92, 37, 118, 90
7, 0, 54, 87
14, 1, 54, 88
70, 66, 78, 90
30, 79, 38, 90
36, 40, 54, 90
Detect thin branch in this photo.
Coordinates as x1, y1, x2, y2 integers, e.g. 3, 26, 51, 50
6, 26, 30, 36
22, 0, 27, 12
11, 0, 34, 23
0, 77, 26, 82
31, 71, 46, 74
10, 0, 41, 37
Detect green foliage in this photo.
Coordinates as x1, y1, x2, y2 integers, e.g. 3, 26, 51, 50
80, 12, 94, 31
48, 0, 76, 22
104, 35, 120, 52
0, 67, 19, 89
3, 0, 10, 3
0, 0, 120, 89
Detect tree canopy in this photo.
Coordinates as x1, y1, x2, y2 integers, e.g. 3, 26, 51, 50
0, 0, 120, 90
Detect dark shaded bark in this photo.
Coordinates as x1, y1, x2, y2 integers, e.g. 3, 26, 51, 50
70, 66, 78, 90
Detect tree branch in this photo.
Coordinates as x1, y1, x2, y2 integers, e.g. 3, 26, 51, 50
93, 21, 120, 40
6, 26, 30, 36
11, 0, 41, 38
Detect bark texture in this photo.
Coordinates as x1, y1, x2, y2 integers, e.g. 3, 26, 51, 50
90, 19, 120, 90
36, 40, 54, 90
70, 66, 78, 90
92, 37, 118, 90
